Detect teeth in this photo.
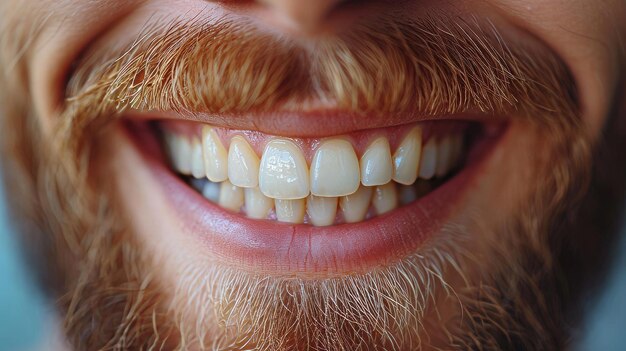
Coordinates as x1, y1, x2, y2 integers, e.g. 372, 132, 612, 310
275, 199, 306, 224
418, 137, 437, 180
202, 126, 229, 182
360, 137, 393, 186
392, 127, 422, 185
190, 139, 205, 179
398, 185, 418, 205
244, 187, 274, 219
171, 135, 192, 175
311, 139, 360, 197
202, 181, 221, 203
218, 180, 244, 212
228, 136, 260, 188
259, 139, 310, 200
339, 186, 373, 223
435, 136, 452, 177
372, 182, 398, 215
307, 195, 338, 226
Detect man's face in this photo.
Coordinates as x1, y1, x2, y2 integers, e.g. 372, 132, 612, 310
1, 0, 625, 350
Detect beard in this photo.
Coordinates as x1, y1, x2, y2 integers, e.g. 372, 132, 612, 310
3, 12, 624, 351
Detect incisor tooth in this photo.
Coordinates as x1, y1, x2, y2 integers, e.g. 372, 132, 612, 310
361, 137, 393, 186
418, 137, 437, 180
173, 135, 192, 175
228, 136, 260, 188
392, 127, 422, 185
340, 186, 373, 223
244, 187, 274, 219
202, 126, 228, 182
219, 180, 244, 212
259, 139, 309, 200
190, 139, 205, 179
307, 195, 338, 226
202, 181, 220, 203
435, 136, 452, 177
311, 139, 360, 197
373, 182, 398, 215
275, 199, 305, 224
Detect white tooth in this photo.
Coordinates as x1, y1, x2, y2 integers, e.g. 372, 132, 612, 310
259, 139, 309, 200
311, 139, 360, 197
307, 195, 338, 227
228, 136, 260, 188
392, 127, 422, 185
218, 180, 244, 212
244, 187, 274, 219
339, 186, 373, 223
435, 136, 452, 177
202, 181, 221, 203
275, 199, 306, 224
172, 135, 192, 175
372, 182, 398, 215
202, 126, 229, 182
360, 137, 393, 186
190, 139, 205, 179
398, 185, 417, 205
418, 137, 437, 180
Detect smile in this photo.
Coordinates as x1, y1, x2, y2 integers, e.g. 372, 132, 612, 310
127, 114, 505, 273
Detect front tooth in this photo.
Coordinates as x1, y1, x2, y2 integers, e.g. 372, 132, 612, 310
173, 135, 192, 175
392, 127, 422, 185
202, 181, 221, 203
244, 187, 274, 219
398, 185, 417, 205
418, 137, 438, 180
202, 126, 229, 182
360, 137, 393, 186
339, 186, 373, 223
259, 139, 309, 200
307, 195, 338, 226
219, 180, 244, 212
372, 182, 398, 215
190, 139, 205, 179
275, 199, 306, 224
228, 136, 260, 188
435, 136, 452, 177
311, 139, 360, 197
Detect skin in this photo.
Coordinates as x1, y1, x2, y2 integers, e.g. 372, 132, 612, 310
0, 0, 625, 350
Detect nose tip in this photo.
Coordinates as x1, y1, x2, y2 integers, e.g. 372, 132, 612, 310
257, 0, 347, 32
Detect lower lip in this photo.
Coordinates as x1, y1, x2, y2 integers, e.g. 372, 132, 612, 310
127, 121, 503, 275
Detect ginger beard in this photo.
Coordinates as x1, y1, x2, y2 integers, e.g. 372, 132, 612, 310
0, 14, 599, 350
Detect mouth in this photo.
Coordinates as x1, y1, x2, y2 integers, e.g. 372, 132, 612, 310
127, 112, 505, 274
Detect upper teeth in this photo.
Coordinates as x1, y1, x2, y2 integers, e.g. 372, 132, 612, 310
165, 124, 464, 226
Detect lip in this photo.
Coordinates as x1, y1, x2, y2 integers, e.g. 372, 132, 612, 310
126, 118, 505, 275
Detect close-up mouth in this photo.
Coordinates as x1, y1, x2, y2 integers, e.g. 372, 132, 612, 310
127, 115, 506, 273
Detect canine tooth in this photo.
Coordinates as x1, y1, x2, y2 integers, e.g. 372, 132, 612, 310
259, 139, 309, 199
435, 136, 452, 177
275, 199, 306, 224
244, 187, 274, 219
219, 180, 244, 212
340, 186, 373, 223
373, 182, 398, 215
202, 126, 228, 182
392, 127, 422, 185
311, 139, 360, 197
398, 185, 418, 205
307, 195, 338, 226
228, 136, 260, 188
202, 181, 221, 203
190, 139, 205, 179
361, 137, 393, 186
418, 137, 437, 180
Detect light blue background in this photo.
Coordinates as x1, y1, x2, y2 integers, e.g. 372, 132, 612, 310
0, 171, 624, 350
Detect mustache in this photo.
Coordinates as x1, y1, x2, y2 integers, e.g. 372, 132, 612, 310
64, 14, 579, 126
